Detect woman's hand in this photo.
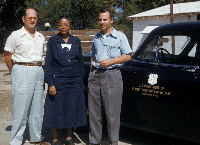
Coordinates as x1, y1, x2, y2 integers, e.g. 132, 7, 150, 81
49, 86, 56, 96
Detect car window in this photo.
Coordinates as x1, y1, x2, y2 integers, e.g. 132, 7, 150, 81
138, 35, 197, 66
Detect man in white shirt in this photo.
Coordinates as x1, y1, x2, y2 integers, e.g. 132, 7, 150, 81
4, 7, 50, 145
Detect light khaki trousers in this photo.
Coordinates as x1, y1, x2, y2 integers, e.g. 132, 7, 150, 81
10, 64, 44, 145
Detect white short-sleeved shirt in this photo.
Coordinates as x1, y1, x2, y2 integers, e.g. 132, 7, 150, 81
4, 27, 47, 63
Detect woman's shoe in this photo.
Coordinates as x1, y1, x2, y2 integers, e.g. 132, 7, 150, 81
52, 140, 62, 145
65, 139, 75, 145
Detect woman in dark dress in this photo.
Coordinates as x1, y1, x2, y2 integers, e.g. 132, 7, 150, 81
43, 15, 87, 145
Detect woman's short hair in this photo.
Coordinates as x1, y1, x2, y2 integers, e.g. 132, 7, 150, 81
58, 15, 72, 25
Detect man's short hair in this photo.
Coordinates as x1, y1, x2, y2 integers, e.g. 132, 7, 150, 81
100, 8, 113, 19
23, 7, 37, 16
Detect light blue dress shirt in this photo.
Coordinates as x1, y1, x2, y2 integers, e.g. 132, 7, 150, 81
91, 28, 132, 68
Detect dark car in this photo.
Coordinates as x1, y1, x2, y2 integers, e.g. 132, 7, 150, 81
83, 21, 200, 143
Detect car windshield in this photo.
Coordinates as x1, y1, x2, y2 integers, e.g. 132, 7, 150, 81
137, 35, 198, 66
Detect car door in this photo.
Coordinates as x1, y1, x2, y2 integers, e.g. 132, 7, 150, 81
121, 35, 200, 134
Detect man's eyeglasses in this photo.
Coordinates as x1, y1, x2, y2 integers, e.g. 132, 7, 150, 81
25, 17, 38, 21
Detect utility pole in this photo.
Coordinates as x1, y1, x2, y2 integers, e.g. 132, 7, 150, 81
170, 0, 175, 55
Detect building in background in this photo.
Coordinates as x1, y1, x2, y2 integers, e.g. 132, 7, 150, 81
128, 1, 200, 55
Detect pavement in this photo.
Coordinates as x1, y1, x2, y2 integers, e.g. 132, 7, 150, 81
0, 62, 131, 145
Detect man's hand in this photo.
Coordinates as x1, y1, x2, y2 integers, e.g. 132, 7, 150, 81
4, 50, 13, 73
49, 86, 56, 96
98, 54, 131, 67
98, 59, 110, 67
90, 56, 95, 72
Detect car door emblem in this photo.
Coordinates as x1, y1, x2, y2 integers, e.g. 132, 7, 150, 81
148, 74, 158, 85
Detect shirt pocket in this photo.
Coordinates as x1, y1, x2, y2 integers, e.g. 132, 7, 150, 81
106, 39, 120, 58
16, 38, 33, 57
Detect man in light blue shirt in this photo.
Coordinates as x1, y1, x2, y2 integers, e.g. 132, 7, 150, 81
88, 8, 132, 145
91, 28, 132, 68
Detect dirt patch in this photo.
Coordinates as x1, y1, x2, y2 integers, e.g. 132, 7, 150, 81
0, 55, 12, 121
0, 90, 12, 121
0, 53, 5, 63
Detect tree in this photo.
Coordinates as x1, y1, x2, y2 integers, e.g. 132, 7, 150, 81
113, 0, 141, 45
0, 0, 26, 52
25, 0, 70, 30
25, 0, 112, 30
0, 0, 125, 51
1, 0, 198, 52
68, 0, 105, 29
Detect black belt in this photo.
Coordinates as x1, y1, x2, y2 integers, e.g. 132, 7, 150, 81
93, 67, 120, 70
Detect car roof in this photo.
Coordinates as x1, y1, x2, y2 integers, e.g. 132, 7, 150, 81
150, 21, 200, 36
